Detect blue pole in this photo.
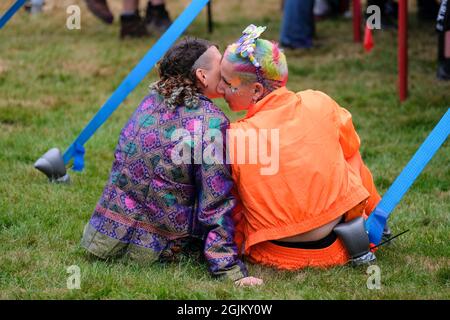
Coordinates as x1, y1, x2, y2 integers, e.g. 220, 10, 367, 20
366, 108, 450, 245
63, 0, 210, 170
0, 0, 27, 29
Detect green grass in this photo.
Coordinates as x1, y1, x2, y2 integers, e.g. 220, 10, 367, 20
0, 0, 449, 299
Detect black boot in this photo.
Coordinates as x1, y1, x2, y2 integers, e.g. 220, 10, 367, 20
120, 12, 149, 39
145, 3, 172, 35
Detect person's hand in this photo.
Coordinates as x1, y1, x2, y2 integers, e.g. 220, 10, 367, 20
234, 276, 263, 287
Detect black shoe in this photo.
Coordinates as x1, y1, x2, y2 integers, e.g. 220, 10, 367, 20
120, 13, 149, 39
145, 3, 172, 35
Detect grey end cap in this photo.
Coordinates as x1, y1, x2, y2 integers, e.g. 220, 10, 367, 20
333, 216, 370, 259
34, 148, 69, 182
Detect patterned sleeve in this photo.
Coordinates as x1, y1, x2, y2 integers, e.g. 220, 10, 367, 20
194, 114, 249, 282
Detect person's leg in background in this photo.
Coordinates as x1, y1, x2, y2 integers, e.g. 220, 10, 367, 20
120, 0, 148, 38
280, 0, 315, 49
84, 0, 114, 24
145, 0, 172, 35
122, 0, 139, 14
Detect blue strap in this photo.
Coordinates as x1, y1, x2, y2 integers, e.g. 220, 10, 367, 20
72, 143, 85, 172
63, 0, 210, 169
366, 108, 450, 245
0, 0, 27, 29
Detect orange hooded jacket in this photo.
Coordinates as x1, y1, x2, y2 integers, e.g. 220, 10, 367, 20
229, 87, 381, 255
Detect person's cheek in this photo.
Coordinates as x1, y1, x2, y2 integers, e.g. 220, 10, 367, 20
217, 81, 225, 95
214, 74, 224, 97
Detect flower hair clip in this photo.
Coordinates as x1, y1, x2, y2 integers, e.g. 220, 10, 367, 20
235, 24, 267, 68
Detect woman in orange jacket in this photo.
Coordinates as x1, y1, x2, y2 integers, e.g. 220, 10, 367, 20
217, 25, 382, 270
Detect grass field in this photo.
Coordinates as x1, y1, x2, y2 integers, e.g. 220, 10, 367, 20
0, 0, 449, 299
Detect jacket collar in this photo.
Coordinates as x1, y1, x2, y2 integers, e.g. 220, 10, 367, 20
245, 86, 298, 119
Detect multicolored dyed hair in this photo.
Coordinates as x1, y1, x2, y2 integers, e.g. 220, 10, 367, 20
225, 38, 288, 92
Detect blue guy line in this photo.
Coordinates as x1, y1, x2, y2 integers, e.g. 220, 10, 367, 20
63, 0, 211, 170
366, 108, 450, 245
0, 0, 27, 29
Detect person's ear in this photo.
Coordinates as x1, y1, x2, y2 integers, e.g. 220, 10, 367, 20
195, 68, 208, 88
252, 82, 264, 101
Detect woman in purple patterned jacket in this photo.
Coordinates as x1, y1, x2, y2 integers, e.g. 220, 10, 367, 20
81, 38, 262, 286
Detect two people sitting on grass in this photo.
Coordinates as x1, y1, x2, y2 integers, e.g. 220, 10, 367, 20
81, 25, 385, 285
81, 38, 262, 287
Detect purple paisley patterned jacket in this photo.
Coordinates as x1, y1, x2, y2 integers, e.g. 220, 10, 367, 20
81, 92, 248, 281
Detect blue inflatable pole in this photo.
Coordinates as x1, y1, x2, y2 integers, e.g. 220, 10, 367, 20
0, 0, 27, 29
366, 108, 450, 245
63, 0, 210, 170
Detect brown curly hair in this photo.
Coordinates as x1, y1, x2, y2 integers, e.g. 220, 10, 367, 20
150, 37, 218, 110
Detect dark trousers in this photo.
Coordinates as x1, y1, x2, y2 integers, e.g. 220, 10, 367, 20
280, 0, 315, 48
